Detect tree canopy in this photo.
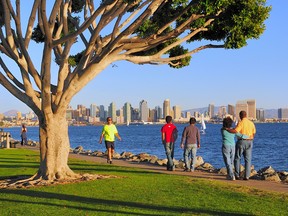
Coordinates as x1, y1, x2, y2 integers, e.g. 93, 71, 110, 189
0, 0, 271, 183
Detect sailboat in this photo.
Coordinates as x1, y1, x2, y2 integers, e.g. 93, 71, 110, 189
200, 114, 206, 134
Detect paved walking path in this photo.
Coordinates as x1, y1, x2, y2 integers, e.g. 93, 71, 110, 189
68, 152, 288, 194
16, 145, 287, 193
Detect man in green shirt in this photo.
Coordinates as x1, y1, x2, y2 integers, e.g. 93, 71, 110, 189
99, 117, 121, 164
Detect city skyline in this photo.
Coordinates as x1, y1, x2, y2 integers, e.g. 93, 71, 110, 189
0, 0, 287, 114
1, 97, 286, 116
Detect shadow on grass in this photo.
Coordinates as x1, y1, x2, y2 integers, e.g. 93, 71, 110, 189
1, 189, 248, 216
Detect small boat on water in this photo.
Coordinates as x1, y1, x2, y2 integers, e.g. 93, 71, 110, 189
200, 114, 206, 134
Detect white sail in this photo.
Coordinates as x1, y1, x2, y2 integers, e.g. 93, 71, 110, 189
200, 114, 206, 134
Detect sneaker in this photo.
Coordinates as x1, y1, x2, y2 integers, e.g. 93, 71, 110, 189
232, 176, 236, 181
235, 176, 241, 180
243, 177, 249, 181
183, 168, 191, 172
110, 160, 113, 164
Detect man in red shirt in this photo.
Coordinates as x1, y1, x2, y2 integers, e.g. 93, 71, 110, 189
161, 115, 178, 171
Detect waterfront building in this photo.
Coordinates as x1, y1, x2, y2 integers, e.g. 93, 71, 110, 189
90, 104, 97, 117
247, 99, 256, 119
208, 103, 215, 118
257, 108, 265, 121
99, 105, 105, 121
123, 102, 131, 123
108, 102, 117, 122
173, 105, 181, 120
140, 100, 149, 122
227, 104, 235, 119
155, 106, 162, 120
278, 108, 288, 120
163, 99, 170, 117
235, 99, 256, 120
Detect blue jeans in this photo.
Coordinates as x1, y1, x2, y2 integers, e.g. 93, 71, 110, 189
234, 140, 253, 178
184, 144, 197, 171
222, 144, 235, 179
163, 142, 175, 170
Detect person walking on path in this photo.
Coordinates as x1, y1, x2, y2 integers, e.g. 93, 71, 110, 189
21, 124, 28, 146
161, 115, 178, 171
99, 117, 121, 164
226, 111, 256, 180
180, 117, 200, 172
221, 117, 249, 180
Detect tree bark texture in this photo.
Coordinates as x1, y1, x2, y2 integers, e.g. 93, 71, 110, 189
36, 114, 77, 181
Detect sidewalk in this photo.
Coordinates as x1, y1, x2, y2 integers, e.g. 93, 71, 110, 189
68, 152, 288, 194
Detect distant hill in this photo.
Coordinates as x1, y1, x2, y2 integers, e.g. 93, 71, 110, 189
3, 110, 19, 116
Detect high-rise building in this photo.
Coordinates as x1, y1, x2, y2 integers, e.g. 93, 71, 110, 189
236, 99, 256, 120
227, 104, 235, 118
208, 103, 215, 118
90, 104, 97, 117
139, 100, 149, 122
155, 106, 162, 120
247, 99, 256, 120
16, 111, 22, 120
278, 108, 288, 120
173, 105, 181, 120
235, 100, 248, 120
163, 99, 170, 118
108, 102, 116, 121
123, 102, 131, 123
218, 106, 227, 118
99, 105, 105, 121
256, 108, 265, 121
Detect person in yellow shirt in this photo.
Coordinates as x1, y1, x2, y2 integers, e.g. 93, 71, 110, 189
99, 117, 121, 164
226, 111, 256, 180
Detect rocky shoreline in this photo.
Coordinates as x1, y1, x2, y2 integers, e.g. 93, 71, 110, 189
7, 139, 288, 184
71, 145, 288, 184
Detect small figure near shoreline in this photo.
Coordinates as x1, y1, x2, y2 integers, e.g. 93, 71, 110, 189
161, 116, 178, 171
180, 117, 201, 172
226, 111, 256, 180
221, 117, 249, 180
99, 117, 121, 164
21, 124, 28, 146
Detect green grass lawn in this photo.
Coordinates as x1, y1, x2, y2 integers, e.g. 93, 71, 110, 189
0, 149, 287, 216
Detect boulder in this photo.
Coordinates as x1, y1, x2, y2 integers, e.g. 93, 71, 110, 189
73, 146, 83, 154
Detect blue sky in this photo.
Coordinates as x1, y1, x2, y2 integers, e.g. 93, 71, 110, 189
0, 0, 287, 114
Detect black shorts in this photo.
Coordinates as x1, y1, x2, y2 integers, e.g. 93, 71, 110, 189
105, 141, 115, 149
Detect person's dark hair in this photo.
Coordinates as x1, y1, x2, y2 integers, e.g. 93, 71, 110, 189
106, 117, 112, 122
189, 117, 196, 124
165, 115, 172, 123
239, 110, 247, 119
223, 117, 233, 128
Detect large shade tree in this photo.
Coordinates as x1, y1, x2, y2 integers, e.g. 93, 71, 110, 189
0, 0, 270, 183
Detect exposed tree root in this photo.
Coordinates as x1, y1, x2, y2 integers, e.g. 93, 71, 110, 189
0, 173, 118, 189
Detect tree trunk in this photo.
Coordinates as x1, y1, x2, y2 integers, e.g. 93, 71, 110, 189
35, 114, 78, 181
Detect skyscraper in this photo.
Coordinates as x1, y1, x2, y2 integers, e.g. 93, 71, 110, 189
139, 100, 149, 122
256, 108, 265, 121
208, 103, 215, 118
155, 106, 162, 120
108, 102, 116, 121
227, 104, 235, 118
173, 105, 181, 120
90, 104, 97, 117
123, 102, 131, 123
163, 99, 170, 118
236, 99, 256, 120
247, 99, 256, 119
235, 100, 248, 120
99, 105, 105, 121
278, 108, 288, 120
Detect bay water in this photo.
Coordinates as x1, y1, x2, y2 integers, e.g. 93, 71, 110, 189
5, 123, 288, 171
